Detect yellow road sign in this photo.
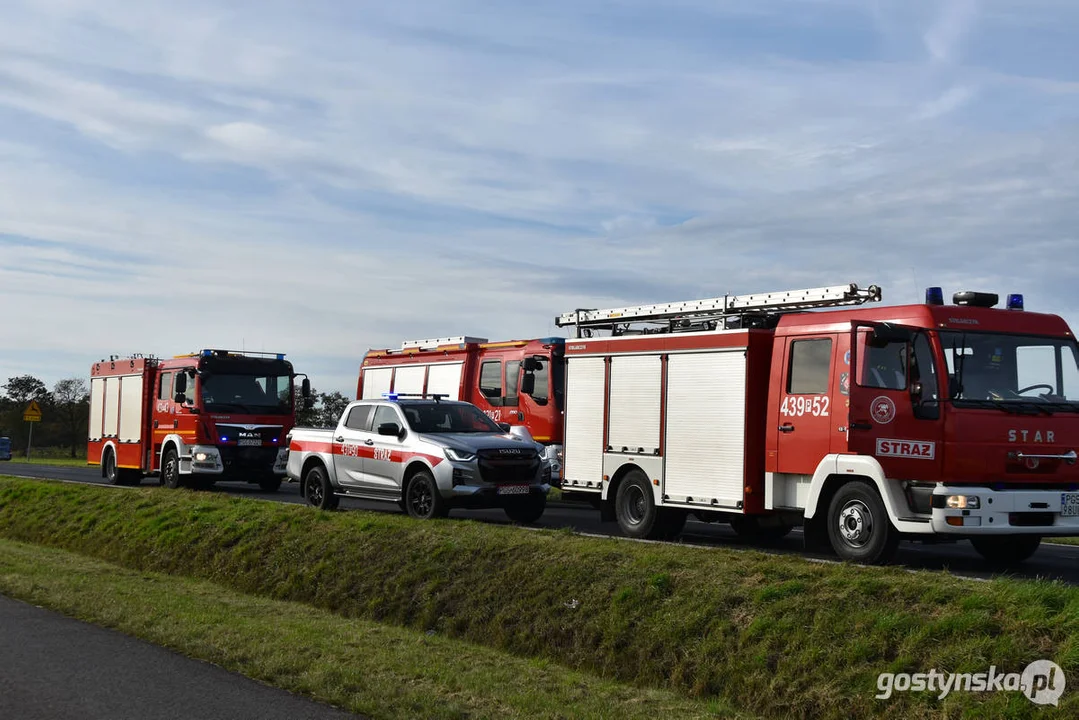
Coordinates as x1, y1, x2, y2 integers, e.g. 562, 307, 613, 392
23, 400, 42, 422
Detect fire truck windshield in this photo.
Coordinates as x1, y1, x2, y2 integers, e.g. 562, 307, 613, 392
939, 331, 1079, 412
400, 402, 505, 434
199, 373, 293, 415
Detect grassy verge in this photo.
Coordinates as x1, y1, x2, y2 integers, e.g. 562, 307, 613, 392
0, 538, 727, 720
7, 457, 91, 468
1045, 537, 1079, 546
0, 476, 1076, 719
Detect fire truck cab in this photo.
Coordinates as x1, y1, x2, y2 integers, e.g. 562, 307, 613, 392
88, 349, 309, 491
358, 336, 565, 476
556, 284, 1079, 565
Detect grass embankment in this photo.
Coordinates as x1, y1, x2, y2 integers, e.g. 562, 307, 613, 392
0, 538, 723, 720
9, 457, 90, 467
0, 476, 1076, 719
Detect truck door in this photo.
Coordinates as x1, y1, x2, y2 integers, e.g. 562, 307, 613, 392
333, 404, 373, 488
775, 334, 839, 476
364, 404, 409, 497
847, 324, 943, 483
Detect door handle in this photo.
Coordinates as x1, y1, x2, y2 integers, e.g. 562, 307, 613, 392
850, 422, 872, 431
778, 424, 795, 433
365, 439, 374, 446
335, 436, 344, 442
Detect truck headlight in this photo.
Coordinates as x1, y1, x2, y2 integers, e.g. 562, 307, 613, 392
195, 452, 211, 462
945, 495, 980, 509
445, 448, 476, 462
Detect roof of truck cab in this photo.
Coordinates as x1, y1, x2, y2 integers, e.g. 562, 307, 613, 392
773, 302, 1073, 337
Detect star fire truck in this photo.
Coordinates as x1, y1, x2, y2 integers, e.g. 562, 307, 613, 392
553, 283, 1079, 565
88, 349, 311, 491
357, 336, 565, 473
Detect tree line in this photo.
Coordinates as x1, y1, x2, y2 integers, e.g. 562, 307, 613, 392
0, 374, 352, 459
0, 375, 89, 458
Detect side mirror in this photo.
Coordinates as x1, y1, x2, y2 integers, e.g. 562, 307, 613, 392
174, 373, 188, 395
498, 422, 512, 433
174, 392, 187, 404
520, 373, 536, 395
523, 357, 542, 372
910, 381, 924, 401
378, 422, 402, 437
301, 378, 311, 398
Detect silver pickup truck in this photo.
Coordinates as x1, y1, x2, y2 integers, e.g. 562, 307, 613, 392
284, 395, 551, 522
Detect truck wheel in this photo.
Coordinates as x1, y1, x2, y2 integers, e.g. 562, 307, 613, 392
303, 464, 338, 510
103, 449, 122, 486
615, 469, 664, 539
970, 535, 1041, 566
161, 449, 182, 489
504, 494, 546, 524
404, 470, 447, 520
259, 477, 282, 493
730, 516, 794, 542
826, 482, 898, 564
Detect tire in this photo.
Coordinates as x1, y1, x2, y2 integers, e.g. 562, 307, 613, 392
103, 449, 122, 486
259, 477, 282, 493
303, 464, 338, 510
504, 494, 547, 524
614, 469, 664, 540
730, 515, 794, 541
826, 482, 899, 564
970, 535, 1041, 567
404, 469, 447, 520
161, 448, 182, 489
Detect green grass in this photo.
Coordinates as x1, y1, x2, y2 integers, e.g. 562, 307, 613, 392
6, 457, 92, 468
0, 539, 729, 720
0, 475, 1076, 719
1045, 537, 1079, 546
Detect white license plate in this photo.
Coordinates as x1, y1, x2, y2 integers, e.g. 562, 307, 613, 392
497, 484, 529, 496
1062, 493, 1079, 517
238, 438, 262, 447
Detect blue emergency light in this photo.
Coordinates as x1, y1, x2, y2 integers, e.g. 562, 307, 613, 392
382, 392, 399, 401
1007, 294, 1024, 310
276, 353, 285, 360
925, 287, 944, 306
202, 349, 213, 357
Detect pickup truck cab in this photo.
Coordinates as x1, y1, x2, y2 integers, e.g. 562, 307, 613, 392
285, 395, 552, 522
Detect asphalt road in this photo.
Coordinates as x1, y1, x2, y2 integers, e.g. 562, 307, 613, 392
0, 594, 360, 720
4, 461, 1079, 584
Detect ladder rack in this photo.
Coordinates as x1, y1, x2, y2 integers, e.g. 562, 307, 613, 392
556, 283, 881, 337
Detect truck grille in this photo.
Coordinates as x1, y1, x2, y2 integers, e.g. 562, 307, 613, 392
477, 448, 540, 485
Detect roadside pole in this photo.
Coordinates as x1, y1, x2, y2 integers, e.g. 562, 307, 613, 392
23, 400, 42, 461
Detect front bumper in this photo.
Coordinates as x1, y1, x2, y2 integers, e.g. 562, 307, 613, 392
930, 485, 1079, 535
434, 457, 550, 507
185, 445, 287, 478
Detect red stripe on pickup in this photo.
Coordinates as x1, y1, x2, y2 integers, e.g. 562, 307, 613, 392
289, 437, 443, 467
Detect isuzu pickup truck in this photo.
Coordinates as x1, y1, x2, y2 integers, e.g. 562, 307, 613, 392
284, 394, 552, 522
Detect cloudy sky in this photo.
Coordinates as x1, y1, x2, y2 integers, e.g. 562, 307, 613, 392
1, 0, 1077, 395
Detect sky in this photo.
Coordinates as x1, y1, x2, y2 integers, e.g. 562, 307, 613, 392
1, 0, 1078, 396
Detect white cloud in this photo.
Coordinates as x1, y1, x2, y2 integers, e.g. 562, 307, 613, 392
0, 0, 1077, 394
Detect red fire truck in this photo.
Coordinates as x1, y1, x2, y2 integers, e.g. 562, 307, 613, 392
88, 349, 311, 491
554, 283, 1079, 565
357, 336, 565, 473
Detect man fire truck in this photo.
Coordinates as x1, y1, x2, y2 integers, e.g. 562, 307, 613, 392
358, 336, 565, 476
554, 283, 1079, 565
88, 349, 311, 491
